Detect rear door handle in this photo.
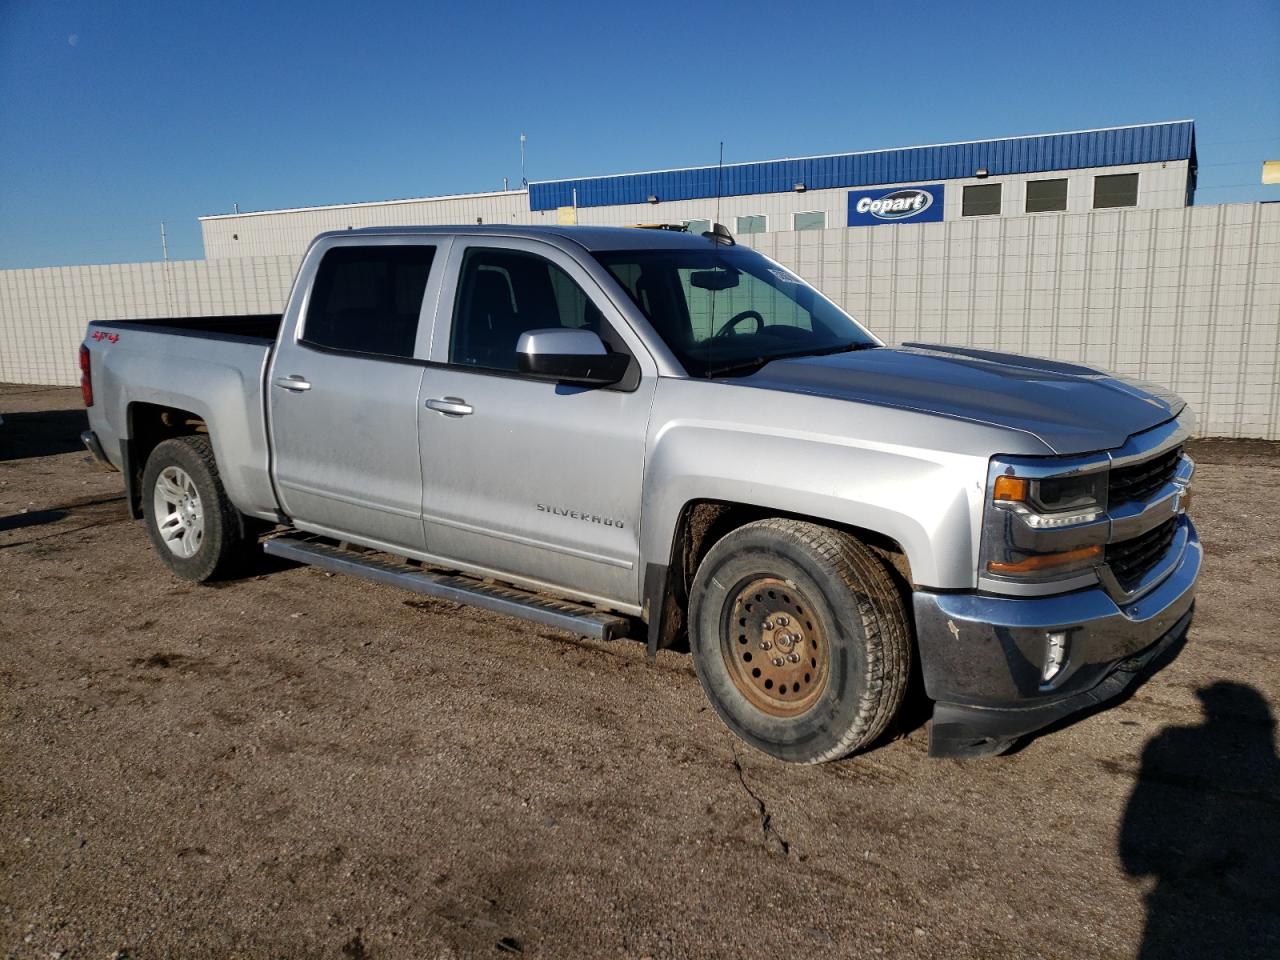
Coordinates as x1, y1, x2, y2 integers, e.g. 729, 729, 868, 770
273, 375, 312, 392
425, 396, 473, 417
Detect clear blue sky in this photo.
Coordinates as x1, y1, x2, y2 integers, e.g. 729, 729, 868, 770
1, 0, 1277, 268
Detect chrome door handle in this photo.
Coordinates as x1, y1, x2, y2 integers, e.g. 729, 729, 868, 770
273, 375, 312, 392
425, 396, 473, 416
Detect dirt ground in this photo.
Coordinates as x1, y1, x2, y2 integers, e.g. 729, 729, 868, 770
1, 383, 1277, 960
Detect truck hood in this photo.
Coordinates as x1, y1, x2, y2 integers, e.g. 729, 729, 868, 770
742, 343, 1184, 455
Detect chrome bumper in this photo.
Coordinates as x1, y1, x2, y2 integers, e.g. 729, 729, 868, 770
915, 516, 1200, 756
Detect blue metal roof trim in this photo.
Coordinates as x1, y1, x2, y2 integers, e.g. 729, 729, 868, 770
528, 122, 1194, 210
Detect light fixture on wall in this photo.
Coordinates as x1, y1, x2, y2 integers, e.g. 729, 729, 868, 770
647, 194, 659, 204
793, 182, 807, 192
974, 168, 989, 178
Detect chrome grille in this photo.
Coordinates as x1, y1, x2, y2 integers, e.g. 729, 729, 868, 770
1109, 446, 1182, 506
1106, 517, 1178, 591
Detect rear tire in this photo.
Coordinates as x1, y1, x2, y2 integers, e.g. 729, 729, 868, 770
142, 435, 256, 582
688, 518, 912, 763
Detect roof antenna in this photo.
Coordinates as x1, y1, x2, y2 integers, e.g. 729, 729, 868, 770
705, 142, 734, 245
714, 140, 723, 239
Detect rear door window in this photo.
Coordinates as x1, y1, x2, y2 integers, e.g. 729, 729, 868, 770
303, 245, 437, 358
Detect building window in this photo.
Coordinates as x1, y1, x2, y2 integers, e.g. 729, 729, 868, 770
683, 218, 712, 236
1094, 173, 1139, 209
793, 211, 826, 231
962, 183, 1002, 217
736, 214, 767, 234
1025, 178, 1068, 213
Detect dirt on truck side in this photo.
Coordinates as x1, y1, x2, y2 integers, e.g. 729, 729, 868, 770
2, 383, 1278, 960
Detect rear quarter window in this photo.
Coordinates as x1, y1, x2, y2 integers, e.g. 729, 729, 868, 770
303, 245, 436, 358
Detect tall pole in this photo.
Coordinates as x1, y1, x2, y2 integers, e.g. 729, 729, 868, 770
520, 133, 527, 187
160, 221, 169, 261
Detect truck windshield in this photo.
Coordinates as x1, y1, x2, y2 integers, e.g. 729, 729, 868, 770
594, 245, 878, 377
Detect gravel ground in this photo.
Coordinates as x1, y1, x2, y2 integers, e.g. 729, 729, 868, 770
1, 383, 1277, 960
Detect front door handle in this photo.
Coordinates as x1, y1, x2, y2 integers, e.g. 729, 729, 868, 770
425, 396, 473, 417
273, 375, 312, 392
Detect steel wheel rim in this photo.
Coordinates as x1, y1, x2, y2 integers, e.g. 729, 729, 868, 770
720, 576, 830, 718
153, 465, 204, 559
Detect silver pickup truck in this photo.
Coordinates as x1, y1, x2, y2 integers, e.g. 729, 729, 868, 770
81, 225, 1199, 762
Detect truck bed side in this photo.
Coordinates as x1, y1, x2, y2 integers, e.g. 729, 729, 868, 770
83, 316, 282, 521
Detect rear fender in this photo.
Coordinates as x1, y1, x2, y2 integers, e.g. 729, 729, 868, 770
101, 345, 276, 519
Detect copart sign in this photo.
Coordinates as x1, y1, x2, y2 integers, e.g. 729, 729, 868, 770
847, 184, 944, 226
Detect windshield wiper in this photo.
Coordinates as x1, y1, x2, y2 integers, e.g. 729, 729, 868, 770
704, 341, 877, 379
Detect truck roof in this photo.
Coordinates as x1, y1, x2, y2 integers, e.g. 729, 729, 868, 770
330, 224, 727, 252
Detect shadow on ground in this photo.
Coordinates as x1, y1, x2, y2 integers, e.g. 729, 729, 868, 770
0, 494, 128, 547
1121, 681, 1280, 959
0, 408, 89, 461
0, 507, 69, 533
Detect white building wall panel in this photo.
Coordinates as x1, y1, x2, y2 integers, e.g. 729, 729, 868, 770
3, 202, 1277, 440
199, 163, 1191, 260
742, 202, 1280, 440
573, 160, 1189, 232
201, 191, 533, 259
0, 255, 300, 387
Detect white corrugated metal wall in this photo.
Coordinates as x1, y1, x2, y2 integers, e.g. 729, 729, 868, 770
743, 202, 1280, 440
0, 256, 301, 385
2, 203, 1277, 439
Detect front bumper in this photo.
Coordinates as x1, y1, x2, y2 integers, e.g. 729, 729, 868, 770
914, 518, 1200, 758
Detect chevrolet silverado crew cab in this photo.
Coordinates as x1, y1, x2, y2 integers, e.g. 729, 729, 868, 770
80, 225, 1199, 762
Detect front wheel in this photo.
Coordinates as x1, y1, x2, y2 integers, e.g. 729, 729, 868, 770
688, 518, 912, 764
142, 435, 256, 582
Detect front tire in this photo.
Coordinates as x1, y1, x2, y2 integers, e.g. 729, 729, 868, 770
688, 518, 912, 764
142, 435, 255, 582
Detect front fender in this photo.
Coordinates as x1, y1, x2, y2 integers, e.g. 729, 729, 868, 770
640, 381, 1039, 590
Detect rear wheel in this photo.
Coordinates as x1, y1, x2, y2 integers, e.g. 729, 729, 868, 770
142, 436, 256, 582
688, 518, 912, 763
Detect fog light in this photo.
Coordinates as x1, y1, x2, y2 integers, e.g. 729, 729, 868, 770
1043, 631, 1069, 683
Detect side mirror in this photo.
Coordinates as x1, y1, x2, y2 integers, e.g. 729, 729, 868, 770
516, 329, 630, 386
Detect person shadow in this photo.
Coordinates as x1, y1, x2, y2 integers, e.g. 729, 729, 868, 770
1120, 682, 1280, 959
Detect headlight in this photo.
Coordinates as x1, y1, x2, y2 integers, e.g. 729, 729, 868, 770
993, 472, 1107, 528
981, 457, 1109, 587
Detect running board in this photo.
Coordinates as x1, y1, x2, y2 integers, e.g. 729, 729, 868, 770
263, 535, 631, 641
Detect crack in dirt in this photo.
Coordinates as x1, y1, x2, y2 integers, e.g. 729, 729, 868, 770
729, 739, 791, 857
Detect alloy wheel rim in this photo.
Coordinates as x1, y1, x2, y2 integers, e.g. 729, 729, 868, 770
153, 465, 204, 559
